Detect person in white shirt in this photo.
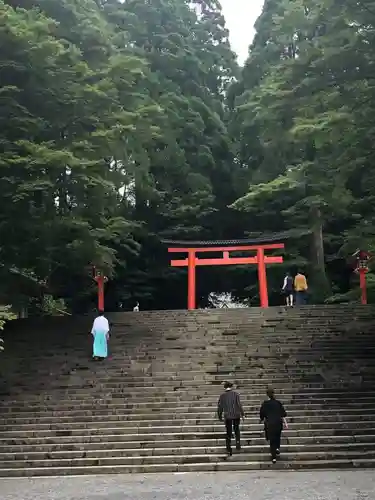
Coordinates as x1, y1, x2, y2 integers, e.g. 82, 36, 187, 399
133, 302, 140, 312
91, 310, 110, 360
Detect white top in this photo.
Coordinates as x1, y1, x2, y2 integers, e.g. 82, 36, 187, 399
91, 315, 109, 334
133, 305, 139, 312
282, 276, 288, 289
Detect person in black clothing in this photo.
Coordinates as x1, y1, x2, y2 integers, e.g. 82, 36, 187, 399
282, 272, 294, 307
259, 387, 287, 463
217, 381, 245, 456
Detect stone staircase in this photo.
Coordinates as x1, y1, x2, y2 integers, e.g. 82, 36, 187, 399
0, 305, 375, 476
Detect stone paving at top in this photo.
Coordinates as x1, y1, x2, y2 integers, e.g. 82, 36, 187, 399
2, 471, 375, 500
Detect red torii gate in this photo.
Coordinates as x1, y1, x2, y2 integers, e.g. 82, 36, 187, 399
166, 241, 284, 310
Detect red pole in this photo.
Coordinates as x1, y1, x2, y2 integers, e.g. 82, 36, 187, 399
97, 276, 105, 311
187, 250, 196, 310
257, 248, 269, 308
359, 269, 367, 305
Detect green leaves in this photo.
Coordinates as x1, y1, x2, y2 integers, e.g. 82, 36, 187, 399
0, 0, 156, 309
0, 0, 242, 312
229, 0, 375, 302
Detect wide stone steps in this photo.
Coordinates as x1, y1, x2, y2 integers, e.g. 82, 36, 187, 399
1, 305, 375, 476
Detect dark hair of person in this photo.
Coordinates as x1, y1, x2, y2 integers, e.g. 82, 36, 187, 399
98, 310, 104, 316
266, 387, 275, 399
224, 381, 233, 389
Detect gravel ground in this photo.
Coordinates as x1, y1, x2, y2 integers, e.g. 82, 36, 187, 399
2, 471, 375, 500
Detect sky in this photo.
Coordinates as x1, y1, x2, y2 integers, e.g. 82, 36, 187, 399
220, 0, 264, 64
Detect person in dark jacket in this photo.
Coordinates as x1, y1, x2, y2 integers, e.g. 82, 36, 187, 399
259, 387, 287, 463
217, 381, 245, 456
282, 272, 294, 307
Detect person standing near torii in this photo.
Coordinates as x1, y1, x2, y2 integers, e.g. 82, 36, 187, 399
282, 271, 294, 306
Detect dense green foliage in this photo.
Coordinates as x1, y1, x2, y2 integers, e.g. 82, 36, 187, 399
0, 0, 373, 312
230, 0, 375, 303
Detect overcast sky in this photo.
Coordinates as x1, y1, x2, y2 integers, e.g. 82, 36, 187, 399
220, 0, 264, 64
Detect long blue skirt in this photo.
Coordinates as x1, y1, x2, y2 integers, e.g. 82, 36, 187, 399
93, 330, 108, 358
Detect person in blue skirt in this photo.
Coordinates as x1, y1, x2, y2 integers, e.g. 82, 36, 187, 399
91, 310, 110, 360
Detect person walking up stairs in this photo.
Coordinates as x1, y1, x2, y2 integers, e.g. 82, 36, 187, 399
294, 271, 308, 305
91, 310, 110, 361
260, 387, 288, 463
217, 381, 245, 456
282, 272, 294, 307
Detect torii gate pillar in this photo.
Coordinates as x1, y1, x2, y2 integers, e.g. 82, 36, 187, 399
92, 266, 108, 311
187, 250, 196, 310
168, 243, 284, 310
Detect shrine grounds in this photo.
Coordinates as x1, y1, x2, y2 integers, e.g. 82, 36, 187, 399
2, 470, 375, 500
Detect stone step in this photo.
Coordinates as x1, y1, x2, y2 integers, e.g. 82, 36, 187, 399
2, 398, 373, 418
7, 361, 362, 373
9, 361, 370, 372
2, 406, 372, 424
9, 314, 372, 331
2, 433, 374, 453
8, 344, 375, 354
5, 369, 362, 381
2, 457, 375, 477
0, 390, 371, 413
7, 334, 375, 343
1, 449, 375, 470
0, 420, 372, 438
0, 368, 334, 378
1, 412, 372, 432
9, 329, 375, 338
2, 383, 373, 397
6, 368, 374, 385
1, 391, 372, 411
8, 375, 371, 390
7, 378, 374, 393
2, 426, 373, 447
8, 343, 375, 354
2, 441, 374, 461
6, 356, 374, 368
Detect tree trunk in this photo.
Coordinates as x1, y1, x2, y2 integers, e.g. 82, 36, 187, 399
310, 207, 331, 301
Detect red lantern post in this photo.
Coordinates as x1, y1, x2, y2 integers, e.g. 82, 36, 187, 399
92, 266, 108, 311
353, 250, 371, 305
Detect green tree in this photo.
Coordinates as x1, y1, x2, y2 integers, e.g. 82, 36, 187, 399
0, 0, 159, 311
103, 0, 240, 308
230, 0, 375, 302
